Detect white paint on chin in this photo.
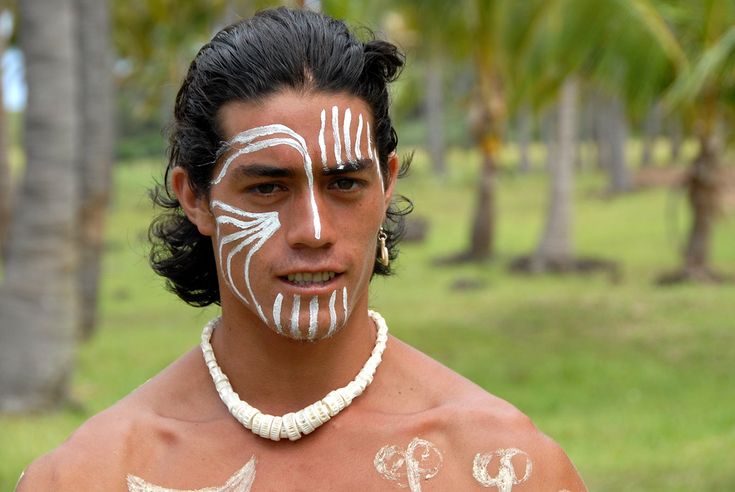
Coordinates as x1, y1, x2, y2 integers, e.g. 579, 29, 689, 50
273, 293, 284, 335
290, 295, 301, 339
308, 296, 319, 340
327, 290, 337, 337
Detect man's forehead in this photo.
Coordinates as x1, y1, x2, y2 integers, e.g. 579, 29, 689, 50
217, 92, 373, 140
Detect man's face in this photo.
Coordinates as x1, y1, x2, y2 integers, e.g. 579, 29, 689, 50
207, 90, 395, 341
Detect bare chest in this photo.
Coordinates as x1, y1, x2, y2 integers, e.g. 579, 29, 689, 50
123, 412, 474, 492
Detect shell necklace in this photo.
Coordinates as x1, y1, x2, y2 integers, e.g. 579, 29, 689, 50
201, 309, 389, 441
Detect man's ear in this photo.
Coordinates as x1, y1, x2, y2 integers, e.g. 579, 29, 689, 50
171, 167, 215, 237
383, 152, 400, 211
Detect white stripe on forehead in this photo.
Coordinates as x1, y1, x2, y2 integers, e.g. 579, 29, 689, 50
366, 121, 373, 160
343, 108, 353, 163
319, 109, 328, 170
331, 106, 342, 166
212, 123, 322, 240
355, 114, 363, 160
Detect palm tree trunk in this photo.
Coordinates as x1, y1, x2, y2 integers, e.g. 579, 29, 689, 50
640, 103, 660, 167
0, 37, 10, 258
77, 0, 115, 340
424, 50, 447, 178
668, 117, 683, 165
683, 132, 719, 275
0, 0, 80, 411
606, 94, 632, 193
465, 67, 503, 262
517, 106, 532, 173
532, 78, 578, 270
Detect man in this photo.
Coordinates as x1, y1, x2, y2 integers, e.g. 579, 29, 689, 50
19, 8, 586, 491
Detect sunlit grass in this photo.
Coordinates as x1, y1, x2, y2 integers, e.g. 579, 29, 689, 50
1, 149, 734, 491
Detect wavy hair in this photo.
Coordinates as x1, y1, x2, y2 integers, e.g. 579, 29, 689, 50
149, 7, 412, 307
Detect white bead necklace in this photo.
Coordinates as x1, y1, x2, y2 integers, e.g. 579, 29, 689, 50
201, 309, 389, 441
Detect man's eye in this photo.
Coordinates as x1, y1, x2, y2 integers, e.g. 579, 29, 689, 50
331, 178, 359, 191
250, 183, 282, 195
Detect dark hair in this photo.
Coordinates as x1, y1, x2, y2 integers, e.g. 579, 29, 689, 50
149, 7, 413, 307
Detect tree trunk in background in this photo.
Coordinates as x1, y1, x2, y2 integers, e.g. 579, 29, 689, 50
532, 79, 578, 270
668, 117, 683, 165
591, 92, 611, 172
517, 106, 532, 173
424, 49, 446, 178
0, 30, 10, 258
77, 0, 114, 340
542, 105, 557, 173
0, 0, 80, 411
683, 131, 720, 275
606, 94, 632, 193
465, 66, 503, 262
640, 103, 661, 167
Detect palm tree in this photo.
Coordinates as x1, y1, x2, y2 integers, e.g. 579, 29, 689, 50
513, 0, 680, 272
659, 0, 735, 281
0, 0, 80, 411
77, 0, 115, 340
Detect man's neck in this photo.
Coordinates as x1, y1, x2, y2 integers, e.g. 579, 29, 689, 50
208, 297, 378, 415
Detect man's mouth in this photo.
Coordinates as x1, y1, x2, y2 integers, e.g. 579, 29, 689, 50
283, 271, 339, 286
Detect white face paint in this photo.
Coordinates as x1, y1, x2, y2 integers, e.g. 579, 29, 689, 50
126, 456, 257, 492
374, 437, 443, 491
211, 102, 381, 341
472, 448, 533, 491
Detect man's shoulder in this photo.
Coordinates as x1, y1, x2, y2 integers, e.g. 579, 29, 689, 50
16, 403, 144, 491
380, 338, 587, 490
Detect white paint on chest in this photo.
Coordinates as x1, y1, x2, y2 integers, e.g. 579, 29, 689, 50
126, 456, 256, 492
374, 437, 443, 491
472, 448, 533, 491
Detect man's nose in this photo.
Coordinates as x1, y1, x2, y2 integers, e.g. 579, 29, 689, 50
284, 191, 334, 249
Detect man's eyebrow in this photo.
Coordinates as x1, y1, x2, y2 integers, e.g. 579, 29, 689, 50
322, 158, 374, 176
233, 163, 295, 179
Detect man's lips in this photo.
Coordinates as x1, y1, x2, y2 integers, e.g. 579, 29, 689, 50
277, 271, 344, 290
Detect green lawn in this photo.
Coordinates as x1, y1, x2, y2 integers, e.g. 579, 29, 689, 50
2, 149, 734, 491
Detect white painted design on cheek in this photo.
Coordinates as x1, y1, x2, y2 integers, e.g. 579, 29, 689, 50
342, 286, 348, 320
212, 200, 280, 322
343, 108, 353, 162
331, 105, 342, 167
472, 448, 533, 491
290, 295, 301, 339
355, 113, 364, 160
308, 296, 319, 340
273, 293, 284, 334
319, 109, 328, 169
374, 437, 443, 492
213, 124, 321, 241
126, 455, 257, 492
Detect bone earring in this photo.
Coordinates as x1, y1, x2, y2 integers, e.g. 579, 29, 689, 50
378, 228, 389, 267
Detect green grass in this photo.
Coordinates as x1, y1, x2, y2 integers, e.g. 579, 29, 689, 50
2, 150, 734, 491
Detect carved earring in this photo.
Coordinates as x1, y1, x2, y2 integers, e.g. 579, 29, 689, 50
378, 228, 389, 267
